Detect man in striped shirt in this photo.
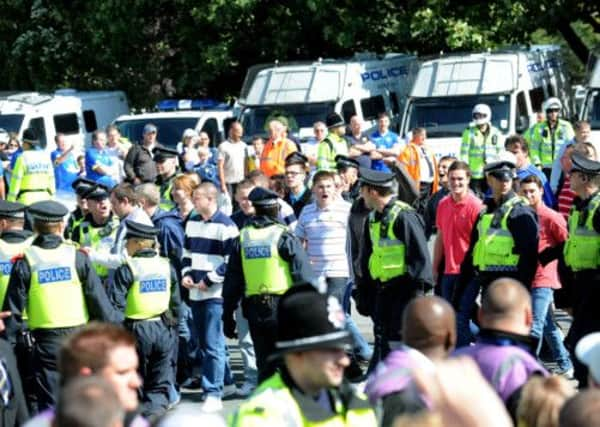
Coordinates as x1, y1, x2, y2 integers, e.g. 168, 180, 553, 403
181, 181, 239, 412
295, 170, 352, 302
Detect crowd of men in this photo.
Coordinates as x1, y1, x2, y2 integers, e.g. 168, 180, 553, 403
0, 96, 599, 427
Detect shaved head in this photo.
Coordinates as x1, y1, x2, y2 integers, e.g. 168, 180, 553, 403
402, 296, 456, 359
480, 278, 532, 335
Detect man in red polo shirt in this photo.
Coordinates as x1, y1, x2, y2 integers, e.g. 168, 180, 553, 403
432, 160, 482, 301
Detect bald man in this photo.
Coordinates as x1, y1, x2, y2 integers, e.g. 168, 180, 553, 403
365, 296, 456, 426
454, 278, 547, 420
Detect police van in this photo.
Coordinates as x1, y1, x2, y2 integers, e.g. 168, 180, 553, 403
238, 53, 419, 140
579, 57, 600, 143
113, 99, 234, 149
0, 89, 129, 153
400, 45, 572, 158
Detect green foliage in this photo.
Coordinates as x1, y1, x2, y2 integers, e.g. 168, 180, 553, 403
0, 0, 597, 108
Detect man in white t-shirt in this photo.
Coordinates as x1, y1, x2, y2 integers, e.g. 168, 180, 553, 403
218, 121, 247, 196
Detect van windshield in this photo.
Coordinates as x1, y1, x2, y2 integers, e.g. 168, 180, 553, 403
0, 114, 25, 133
114, 118, 199, 148
406, 94, 511, 137
241, 103, 334, 137
585, 90, 600, 130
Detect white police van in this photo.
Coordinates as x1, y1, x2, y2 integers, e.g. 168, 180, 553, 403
238, 53, 419, 140
400, 45, 572, 158
113, 99, 234, 149
579, 58, 600, 143
0, 89, 129, 153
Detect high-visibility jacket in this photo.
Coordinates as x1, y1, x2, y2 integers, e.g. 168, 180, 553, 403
77, 216, 120, 280
564, 193, 600, 271
472, 197, 526, 272
8, 150, 55, 205
240, 224, 293, 296
397, 142, 439, 193
159, 177, 176, 211
230, 372, 377, 427
317, 133, 349, 171
526, 119, 575, 168
24, 243, 88, 329
368, 201, 412, 282
260, 138, 298, 177
124, 255, 171, 320
0, 237, 34, 306
459, 125, 503, 179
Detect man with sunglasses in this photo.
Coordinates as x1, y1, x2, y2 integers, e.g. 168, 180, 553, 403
526, 97, 574, 180
459, 104, 503, 196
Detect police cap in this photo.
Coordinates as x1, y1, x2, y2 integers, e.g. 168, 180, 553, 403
125, 220, 159, 240
153, 146, 179, 163
335, 155, 359, 171
0, 200, 26, 219
71, 177, 97, 197
284, 151, 308, 167
248, 187, 279, 207
325, 112, 345, 129
83, 183, 111, 201
358, 167, 396, 188
28, 201, 69, 223
275, 284, 351, 354
22, 128, 40, 146
570, 151, 600, 176
484, 151, 517, 181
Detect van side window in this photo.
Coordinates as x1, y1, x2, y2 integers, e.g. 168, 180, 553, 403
360, 95, 386, 121
546, 84, 555, 97
516, 91, 529, 133
201, 118, 219, 147
389, 92, 400, 115
529, 87, 545, 112
28, 117, 47, 149
53, 113, 79, 135
341, 100, 356, 123
83, 110, 98, 132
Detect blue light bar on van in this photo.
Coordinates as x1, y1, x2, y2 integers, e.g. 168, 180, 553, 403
156, 99, 230, 111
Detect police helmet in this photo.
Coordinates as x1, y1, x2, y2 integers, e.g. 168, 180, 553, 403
472, 104, 492, 125
543, 97, 562, 113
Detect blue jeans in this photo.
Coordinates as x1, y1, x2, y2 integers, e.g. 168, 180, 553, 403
178, 302, 200, 379
343, 280, 373, 360
191, 299, 229, 397
531, 287, 573, 371
456, 278, 481, 348
440, 274, 459, 303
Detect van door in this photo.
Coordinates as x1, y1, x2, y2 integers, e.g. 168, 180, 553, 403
27, 117, 48, 149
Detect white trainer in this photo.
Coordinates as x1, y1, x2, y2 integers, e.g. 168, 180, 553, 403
236, 382, 255, 397
222, 383, 238, 398
201, 395, 223, 412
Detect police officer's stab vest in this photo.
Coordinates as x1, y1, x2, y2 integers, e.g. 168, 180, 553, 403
459, 125, 502, 179
15, 150, 55, 204
564, 193, 600, 271
368, 201, 412, 282
125, 256, 171, 320
240, 224, 293, 296
230, 372, 376, 427
159, 178, 176, 211
527, 119, 574, 168
78, 216, 120, 279
0, 237, 34, 307
472, 197, 526, 272
317, 133, 349, 171
24, 243, 89, 329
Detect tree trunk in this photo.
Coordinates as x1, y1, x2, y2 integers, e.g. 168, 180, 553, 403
556, 19, 589, 64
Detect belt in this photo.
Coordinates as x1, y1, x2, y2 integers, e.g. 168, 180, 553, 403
18, 189, 51, 196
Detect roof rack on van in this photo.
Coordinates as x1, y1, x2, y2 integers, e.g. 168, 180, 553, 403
155, 99, 230, 112
3, 92, 54, 105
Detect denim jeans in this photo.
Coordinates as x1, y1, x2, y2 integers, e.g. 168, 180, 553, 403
236, 306, 258, 386
530, 287, 573, 371
342, 280, 373, 360
456, 278, 481, 348
440, 274, 459, 303
177, 302, 200, 380
191, 299, 228, 397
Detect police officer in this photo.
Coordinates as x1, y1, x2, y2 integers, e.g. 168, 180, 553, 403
559, 152, 600, 385
453, 153, 539, 347
71, 184, 120, 285
459, 104, 503, 195
154, 146, 179, 211
7, 128, 55, 205
3, 200, 118, 411
526, 97, 575, 179
110, 220, 180, 419
231, 284, 377, 426
222, 187, 315, 382
336, 155, 360, 202
357, 167, 433, 370
317, 113, 349, 171
64, 177, 96, 240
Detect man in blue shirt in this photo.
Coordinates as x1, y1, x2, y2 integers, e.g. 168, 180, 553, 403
51, 133, 80, 193
369, 112, 403, 172
86, 130, 117, 188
